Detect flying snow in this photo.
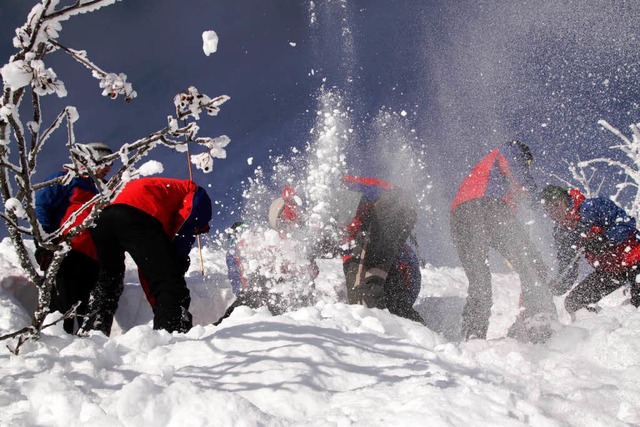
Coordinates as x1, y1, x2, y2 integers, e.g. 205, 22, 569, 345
4, 198, 26, 219
137, 160, 164, 176
202, 30, 219, 56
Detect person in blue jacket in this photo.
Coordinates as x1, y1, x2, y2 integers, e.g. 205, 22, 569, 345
540, 185, 640, 315
35, 142, 113, 333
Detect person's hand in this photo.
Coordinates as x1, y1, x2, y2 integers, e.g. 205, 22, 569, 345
194, 224, 210, 235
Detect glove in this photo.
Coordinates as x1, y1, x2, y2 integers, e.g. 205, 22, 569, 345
194, 224, 210, 235
177, 256, 191, 275
35, 246, 54, 270
582, 236, 610, 253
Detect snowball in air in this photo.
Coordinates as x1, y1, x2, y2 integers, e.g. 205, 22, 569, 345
247, 157, 253, 165
137, 160, 164, 176
289, 42, 297, 47
202, 31, 219, 56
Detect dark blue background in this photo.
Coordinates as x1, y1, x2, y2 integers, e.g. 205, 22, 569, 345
2, 1, 640, 265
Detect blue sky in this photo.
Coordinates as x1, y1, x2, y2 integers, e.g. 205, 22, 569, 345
2, 1, 640, 265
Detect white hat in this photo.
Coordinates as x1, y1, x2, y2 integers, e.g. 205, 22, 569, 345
83, 142, 113, 160
268, 197, 285, 229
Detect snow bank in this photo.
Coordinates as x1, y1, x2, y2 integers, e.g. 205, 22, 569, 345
0, 238, 639, 426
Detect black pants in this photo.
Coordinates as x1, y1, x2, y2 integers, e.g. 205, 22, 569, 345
565, 268, 640, 313
84, 204, 192, 335
344, 188, 420, 319
451, 198, 554, 339
50, 250, 99, 334
344, 257, 424, 323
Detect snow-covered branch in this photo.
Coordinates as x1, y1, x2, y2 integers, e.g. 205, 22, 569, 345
49, 40, 136, 101
568, 120, 640, 221
551, 160, 587, 194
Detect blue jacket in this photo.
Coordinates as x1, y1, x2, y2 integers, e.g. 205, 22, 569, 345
579, 197, 638, 244
35, 171, 99, 234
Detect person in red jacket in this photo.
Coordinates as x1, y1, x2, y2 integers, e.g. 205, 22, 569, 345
80, 177, 212, 335
450, 140, 555, 341
35, 141, 113, 333
539, 185, 640, 316
266, 177, 423, 323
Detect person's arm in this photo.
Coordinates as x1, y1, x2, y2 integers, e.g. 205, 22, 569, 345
173, 185, 212, 261
495, 149, 536, 209
35, 173, 67, 233
551, 225, 580, 294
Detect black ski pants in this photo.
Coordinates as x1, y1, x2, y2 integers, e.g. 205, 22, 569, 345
565, 267, 640, 313
451, 198, 554, 339
51, 250, 99, 334
86, 204, 192, 335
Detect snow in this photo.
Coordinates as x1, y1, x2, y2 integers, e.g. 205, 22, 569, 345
4, 198, 26, 219
1, 237, 639, 426
0, 60, 32, 91
202, 30, 219, 56
137, 160, 164, 176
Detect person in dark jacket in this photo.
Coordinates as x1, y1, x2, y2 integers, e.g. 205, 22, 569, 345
267, 177, 423, 323
80, 177, 212, 335
539, 185, 640, 316
35, 142, 113, 333
450, 140, 555, 341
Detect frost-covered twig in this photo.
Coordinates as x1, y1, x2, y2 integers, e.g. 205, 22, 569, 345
572, 120, 640, 220
553, 158, 603, 199
2, 301, 82, 355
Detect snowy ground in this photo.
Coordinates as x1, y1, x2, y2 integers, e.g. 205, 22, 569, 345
1, 237, 639, 426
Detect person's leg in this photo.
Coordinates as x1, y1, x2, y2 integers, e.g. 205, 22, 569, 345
629, 267, 640, 308
50, 254, 76, 333
565, 269, 626, 314
358, 188, 417, 309
82, 207, 127, 336
451, 200, 493, 339
384, 265, 424, 323
112, 206, 192, 333
55, 250, 99, 333
343, 254, 365, 305
489, 202, 555, 319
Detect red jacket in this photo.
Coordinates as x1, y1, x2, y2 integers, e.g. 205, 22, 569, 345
112, 177, 212, 258
451, 146, 535, 212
